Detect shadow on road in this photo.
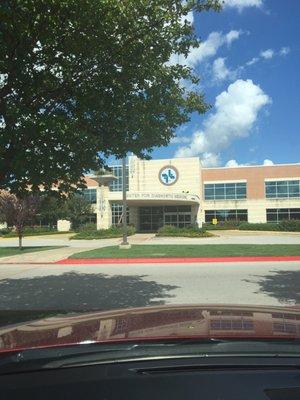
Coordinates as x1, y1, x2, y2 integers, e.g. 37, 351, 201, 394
0, 272, 178, 312
245, 270, 300, 304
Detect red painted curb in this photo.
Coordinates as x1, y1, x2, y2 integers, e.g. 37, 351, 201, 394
55, 256, 300, 264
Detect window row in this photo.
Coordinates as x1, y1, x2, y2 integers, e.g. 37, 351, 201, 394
204, 182, 246, 200
265, 180, 300, 198
205, 209, 248, 223
273, 322, 300, 335
266, 208, 300, 223
111, 203, 129, 225
210, 319, 254, 331
81, 188, 97, 204
109, 166, 129, 192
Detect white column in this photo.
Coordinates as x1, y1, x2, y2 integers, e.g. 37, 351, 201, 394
96, 185, 111, 230
192, 204, 202, 228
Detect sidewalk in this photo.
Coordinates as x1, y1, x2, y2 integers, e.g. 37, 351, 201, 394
0, 233, 155, 263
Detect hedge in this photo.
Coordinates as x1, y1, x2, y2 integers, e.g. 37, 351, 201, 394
239, 220, 300, 232
203, 221, 240, 230
156, 225, 213, 238
71, 225, 136, 239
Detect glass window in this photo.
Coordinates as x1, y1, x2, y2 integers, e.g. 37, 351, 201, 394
111, 203, 129, 226
265, 180, 300, 198
267, 208, 300, 222
205, 209, 248, 223
78, 188, 97, 204
204, 182, 247, 200
109, 165, 129, 192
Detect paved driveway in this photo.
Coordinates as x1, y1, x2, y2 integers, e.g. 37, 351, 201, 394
0, 261, 299, 311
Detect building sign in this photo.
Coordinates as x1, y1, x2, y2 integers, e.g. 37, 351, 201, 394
159, 166, 179, 186
127, 192, 200, 203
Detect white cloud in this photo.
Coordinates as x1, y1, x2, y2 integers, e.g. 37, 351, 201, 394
212, 58, 231, 81
246, 57, 259, 66
279, 46, 290, 56
225, 159, 239, 167
246, 46, 290, 68
260, 49, 274, 59
212, 57, 239, 82
170, 135, 191, 144
168, 30, 242, 68
263, 159, 274, 166
225, 159, 250, 167
223, 0, 263, 12
225, 30, 241, 45
174, 79, 271, 166
201, 153, 221, 167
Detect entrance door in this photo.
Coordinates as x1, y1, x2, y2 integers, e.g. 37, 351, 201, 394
139, 206, 192, 231
164, 212, 192, 228
139, 206, 164, 232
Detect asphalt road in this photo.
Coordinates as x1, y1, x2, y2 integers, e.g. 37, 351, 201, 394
0, 261, 299, 314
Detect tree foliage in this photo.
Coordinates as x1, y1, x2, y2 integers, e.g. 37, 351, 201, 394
62, 195, 93, 229
0, 191, 40, 248
0, 0, 220, 195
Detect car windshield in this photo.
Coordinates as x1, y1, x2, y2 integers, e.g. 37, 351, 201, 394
0, 0, 299, 363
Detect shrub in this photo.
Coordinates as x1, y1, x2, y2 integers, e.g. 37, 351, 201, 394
71, 225, 136, 240
278, 219, 300, 232
203, 221, 240, 230
156, 225, 213, 237
239, 223, 280, 231
76, 223, 97, 232
0, 228, 12, 236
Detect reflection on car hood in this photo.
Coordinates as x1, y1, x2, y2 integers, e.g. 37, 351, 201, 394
1, 304, 300, 352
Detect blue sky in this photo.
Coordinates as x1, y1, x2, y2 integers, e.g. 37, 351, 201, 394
153, 0, 300, 167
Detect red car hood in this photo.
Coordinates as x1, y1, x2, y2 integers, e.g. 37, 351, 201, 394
1, 304, 300, 353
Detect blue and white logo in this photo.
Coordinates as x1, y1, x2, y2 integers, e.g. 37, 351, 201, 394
159, 166, 178, 186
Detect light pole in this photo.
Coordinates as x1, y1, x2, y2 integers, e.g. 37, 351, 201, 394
120, 155, 131, 248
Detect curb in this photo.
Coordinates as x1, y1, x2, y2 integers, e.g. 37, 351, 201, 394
55, 256, 300, 264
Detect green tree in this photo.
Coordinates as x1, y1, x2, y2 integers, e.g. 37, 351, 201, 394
0, 0, 220, 196
63, 195, 93, 230
37, 195, 65, 228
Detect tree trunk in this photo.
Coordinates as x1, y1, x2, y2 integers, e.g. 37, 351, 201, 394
18, 234, 23, 250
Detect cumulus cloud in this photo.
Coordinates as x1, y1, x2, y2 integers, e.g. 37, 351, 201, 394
170, 136, 191, 144
212, 57, 241, 82
245, 46, 290, 69
174, 79, 271, 166
225, 159, 274, 167
260, 49, 274, 59
225, 159, 240, 167
212, 58, 231, 81
168, 30, 242, 68
246, 57, 259, 66
279, 46, 290, 56
225, 30, 242, 45
223, 0, 263, 12
263, 159, 274, 166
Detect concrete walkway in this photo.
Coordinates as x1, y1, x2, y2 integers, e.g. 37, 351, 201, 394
0, 233, 155, 263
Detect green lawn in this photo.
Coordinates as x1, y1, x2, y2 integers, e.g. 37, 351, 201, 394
69, 244, 300, 259
0, 246, 64, 258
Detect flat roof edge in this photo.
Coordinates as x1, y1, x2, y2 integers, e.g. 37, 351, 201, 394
203, 163, 300, 170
